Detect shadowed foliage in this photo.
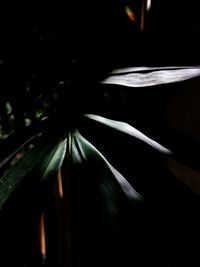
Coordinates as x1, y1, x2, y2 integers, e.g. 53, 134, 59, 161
0, 1, 200, 267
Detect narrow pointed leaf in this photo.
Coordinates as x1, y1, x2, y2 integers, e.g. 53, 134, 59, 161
0, 137, 66, 209
84, 114, 172, 154
0, 119, 48, 163
40, 139, 67, 181
0, 132, 42, 169
73, 130, 143, 202
110, 66, 200, 74
71, 134, 86, 164
101, 67, 200, 87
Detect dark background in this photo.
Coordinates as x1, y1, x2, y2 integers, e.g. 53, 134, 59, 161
1, 0, 200, 69
1, 0, 200, 136
1, 0, 200, 85
0, 1, 200, 267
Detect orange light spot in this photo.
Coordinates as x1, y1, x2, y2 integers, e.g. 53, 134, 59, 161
125, 6, 136, 23
57, 170, 63, 198
16, 152, 23, 159
39, 213, 46, 262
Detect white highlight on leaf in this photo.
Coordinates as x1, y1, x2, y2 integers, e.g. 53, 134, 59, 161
74, 131, 143, 202
84, 114, 172, 154
110, 66, 200, 74
147, 0, 151, 11
101, 67, 200, 87
108, 163, 142, 201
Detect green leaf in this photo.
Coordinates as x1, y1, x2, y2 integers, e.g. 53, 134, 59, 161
0, 136, 67, 209
73, 130, 143, 203
84, 114, 172, 154
0, 132, 42, 169
40, 139, 67, 181
100, 66, 200, 87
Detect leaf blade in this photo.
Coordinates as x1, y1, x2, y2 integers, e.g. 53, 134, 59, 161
0, 132, 42, 169
110, 66, 200, 74
73, 130, 143, 202
40, 139, 67, 182
84, 114, 172, 154
0, 137, 67, 209
101, 67, 200, 87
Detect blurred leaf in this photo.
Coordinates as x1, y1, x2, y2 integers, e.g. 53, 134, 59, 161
0, 136, 66, 209
84, 114, 171, 154
101, 66, 200, 87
